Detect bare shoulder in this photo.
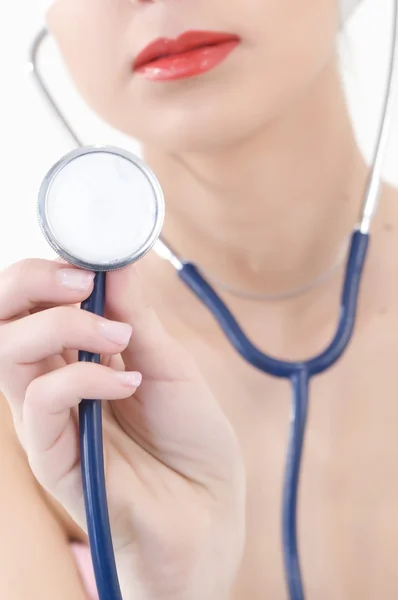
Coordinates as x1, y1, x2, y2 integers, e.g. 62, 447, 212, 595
364, 183, 398, 301
0, 392, 86, 543
0, 393, 92, 598
356, 182, 398, 346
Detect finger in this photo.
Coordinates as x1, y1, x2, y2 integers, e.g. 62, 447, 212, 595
0, 307, 133, 423
0, 306, 133, 365
0, 259, 95, 321
23, 362, 142, 488
105, 265, 198, 382
61, 350, 125, 368
30, 301, 80, 315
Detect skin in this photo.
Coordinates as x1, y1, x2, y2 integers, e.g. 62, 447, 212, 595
0, 396, 97, 600
2, 0, 398, 598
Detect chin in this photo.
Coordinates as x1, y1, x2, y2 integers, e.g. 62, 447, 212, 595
111, 92, 271, 153
136, 119, 247, 153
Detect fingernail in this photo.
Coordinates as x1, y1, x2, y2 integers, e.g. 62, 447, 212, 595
99, 320, 133, 345
115, 371, 142, 388
57, 268, 95, 291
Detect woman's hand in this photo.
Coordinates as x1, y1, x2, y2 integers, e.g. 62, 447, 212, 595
0, 259, 245, 600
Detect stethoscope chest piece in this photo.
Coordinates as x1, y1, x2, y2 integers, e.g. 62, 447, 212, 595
37, 145, 165, 271
36, 144, 166, 600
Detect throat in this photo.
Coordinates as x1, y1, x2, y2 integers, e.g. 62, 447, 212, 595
142, 60, 369, 304
148, 149, 368, 303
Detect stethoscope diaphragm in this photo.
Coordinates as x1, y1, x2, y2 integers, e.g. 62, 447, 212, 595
37, 145, 165, 271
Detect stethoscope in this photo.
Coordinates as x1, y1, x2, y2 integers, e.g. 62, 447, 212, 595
29, 5, 398, 599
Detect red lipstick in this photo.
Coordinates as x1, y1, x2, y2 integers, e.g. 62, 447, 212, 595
133, 31, 240, 82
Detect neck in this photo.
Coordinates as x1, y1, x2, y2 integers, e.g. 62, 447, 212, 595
143, 58, 368, 299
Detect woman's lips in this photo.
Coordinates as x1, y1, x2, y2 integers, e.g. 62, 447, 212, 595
133, 31, 240, 82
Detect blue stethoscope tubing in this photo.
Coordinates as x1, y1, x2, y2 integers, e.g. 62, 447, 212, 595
179, 229, 369, 600
78, 271, 124, 600
78, 230, 368, 600
29, 2, 398, 598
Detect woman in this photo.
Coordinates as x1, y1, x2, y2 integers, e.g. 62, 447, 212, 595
1, 0, 397, 598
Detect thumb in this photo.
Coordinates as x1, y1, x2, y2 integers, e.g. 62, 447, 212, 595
104, 264, 197, 382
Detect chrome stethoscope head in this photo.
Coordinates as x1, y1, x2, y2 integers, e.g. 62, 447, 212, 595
37, 145, 165, 271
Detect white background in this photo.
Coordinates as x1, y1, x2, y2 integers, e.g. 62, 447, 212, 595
0, 0, 397, 269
